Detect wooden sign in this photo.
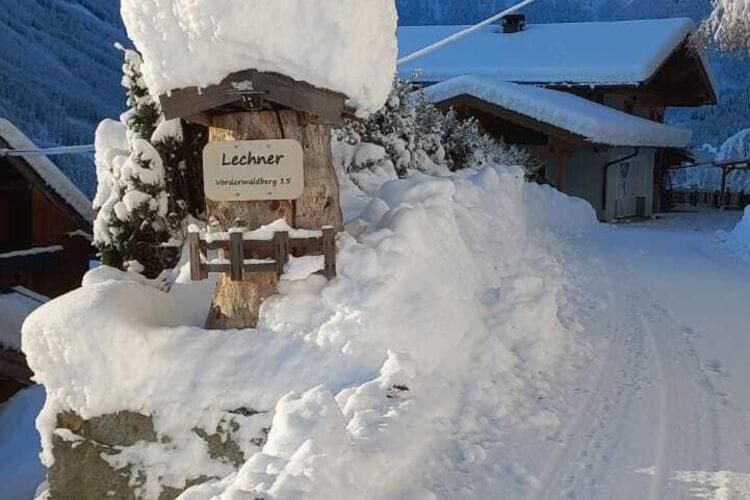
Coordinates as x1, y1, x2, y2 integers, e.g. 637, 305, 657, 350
203, 139, 304, 201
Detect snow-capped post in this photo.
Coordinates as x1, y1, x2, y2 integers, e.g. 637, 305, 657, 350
120, 1, 398, 329
179, 82, 347, 329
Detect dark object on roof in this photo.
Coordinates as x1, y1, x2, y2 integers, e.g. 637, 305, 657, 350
502, 14, 526, 34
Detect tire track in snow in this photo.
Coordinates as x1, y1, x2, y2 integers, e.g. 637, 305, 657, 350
526, 284, 666, 500
628, 294, 670, 500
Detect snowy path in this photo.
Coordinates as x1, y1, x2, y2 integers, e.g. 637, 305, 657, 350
529, 210, 750, 500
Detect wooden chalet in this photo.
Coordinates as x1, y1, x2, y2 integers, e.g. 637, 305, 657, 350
398, 17, 717, 221
0, 119, 93, 402
0, 118, 93, 298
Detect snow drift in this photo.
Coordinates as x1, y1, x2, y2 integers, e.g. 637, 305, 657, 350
723, 207, 750, 260
25, 163, 596, 499
120, 0, 398, 115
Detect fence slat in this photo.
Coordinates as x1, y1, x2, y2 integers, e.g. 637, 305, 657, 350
190, 228, 337, 281
205, 263, 232, 274
322, 227, 336, 279
230, 232, 244, 282
188, 232, 202, 281
273, 232, 290, 276
243, 262, 278, 274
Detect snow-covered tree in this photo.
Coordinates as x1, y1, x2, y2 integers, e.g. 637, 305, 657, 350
704, 0, 750, 51
119, 44, 160, 140
93, 46, 181, 277
335, 75, 535, 179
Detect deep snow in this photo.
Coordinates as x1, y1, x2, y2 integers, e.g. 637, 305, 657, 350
24, 161, 598, 499
17, 175, 750, 499
120, 0, 398, 115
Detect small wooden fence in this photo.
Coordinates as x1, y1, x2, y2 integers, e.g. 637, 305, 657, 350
669, 189, 750, 210
188, 226, 336, 282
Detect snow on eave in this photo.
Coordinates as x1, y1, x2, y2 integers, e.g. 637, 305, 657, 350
0, 287, 47, 351
0, 118, 93, 223
423, 76, 693, 149
398, 18, 697, 87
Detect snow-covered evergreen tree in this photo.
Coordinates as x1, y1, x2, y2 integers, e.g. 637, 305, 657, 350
705, 0, 750, 51
93, 46, 179, 277
335, 75, 535, 179
119, 44, 160, 140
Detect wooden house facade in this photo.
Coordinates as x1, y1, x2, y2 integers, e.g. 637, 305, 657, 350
398, 17, 716, 221
0, 119, 93, 298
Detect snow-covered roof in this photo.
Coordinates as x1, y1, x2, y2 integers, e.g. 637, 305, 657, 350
398, 18, 696, 86
424, 76, 693, 148
120, 0, 398, 115
0, 119, 93, 222
0, 287, 47, 351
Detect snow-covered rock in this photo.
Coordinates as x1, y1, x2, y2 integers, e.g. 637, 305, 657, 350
120, 0, 398, 115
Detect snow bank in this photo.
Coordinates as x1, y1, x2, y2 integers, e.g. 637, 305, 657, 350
423, 76, 692, 148
0, 386, 46, 500
724, 207, 750, 259
25, 162, 596, 499
120, 0, 398, 115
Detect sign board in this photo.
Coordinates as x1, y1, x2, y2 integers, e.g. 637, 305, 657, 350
203, 140, 304, 201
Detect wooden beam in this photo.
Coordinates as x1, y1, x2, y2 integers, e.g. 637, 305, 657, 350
159, 70, 346, 124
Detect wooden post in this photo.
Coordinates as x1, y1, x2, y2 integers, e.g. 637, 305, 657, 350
322, 226, 336, 280
273, 231, 290, 277
205, 110, 343, 329
188, 231, 202, 282
720, 167, 729, 210
229, 231, 244, 282
555, 156, 566, 191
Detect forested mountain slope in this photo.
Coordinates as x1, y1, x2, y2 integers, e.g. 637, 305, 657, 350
0, 0, 126, 196
1, 0, 748, 198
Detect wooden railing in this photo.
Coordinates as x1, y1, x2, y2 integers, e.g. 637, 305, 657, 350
188, 226, 336, 282
669, 189, 750, 210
